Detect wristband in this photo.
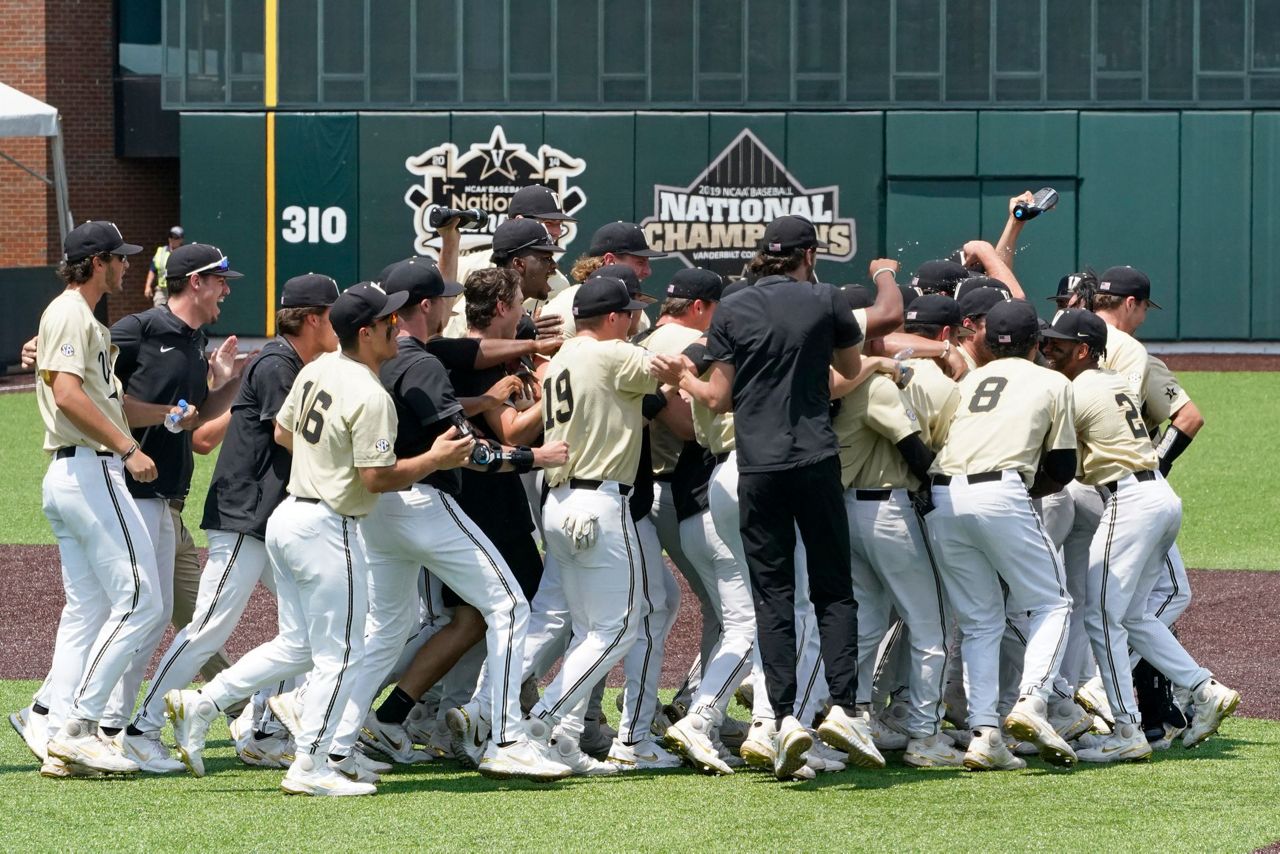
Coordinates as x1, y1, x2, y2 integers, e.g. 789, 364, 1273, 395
1155, 425, 1193, 476
642, 389, 669, 421
940, 340, 951, 360
510, 446, 536, 474
121, 442, 139, 462
872, 267, 897, 281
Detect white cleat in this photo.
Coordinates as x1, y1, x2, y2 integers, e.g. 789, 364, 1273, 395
1004, 696, 1077, 768
281, 754, 375, 797
1183, 679, 1241, 749
120, 731, 186, 773
879, 696, 913, 737
238, 734, 295, 768
664, 713, 732, 775
227, 703, 255, 746
1049, 697, 1095, 742
10, 706, 48, 762
818, 706, 885, 769
404, 701, 437, 749
772, 715, 812, 781
904, 733, 966, 768
445, 704, 490, 770
607, 737, 683, 771
46, 719, 138, 775
39, 756, 104, 778
360, 713, 427, 765
1077, 723, 1153, 763
164, 689, 218, 777
1075, 676, 1114, 725
478, 738, 570, 782
330, 751, 383, 784
808, 737, 847, 772
869, 716, 909, 751
963, 727, 1026, 772
715, 738, 745, 769
549, 732, 618, 776
267, 691, 305, 741
740, 719, 777, 770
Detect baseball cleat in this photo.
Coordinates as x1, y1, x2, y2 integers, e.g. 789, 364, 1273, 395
1004, 696, 1077, 768
1049, 697, 1095, 742
330, 751, 383, 784
478, 738, 570, 782
772, 715, 812, 781
227, 703, 254, 747
904, 734, 966, 768
1148, 722, 1185, 751
403, 701, 437, 749
817, 706, 885, 769
1076, 723, 1153, 763
40, 756, 105, 778
445, 704, 489, 770
359, 714, 420, 765
739, 719, 777, 770
963, 727, 1026, 772
267, 691, 305, 741
733, 682, 754, 713
549, 732, 618, 776
784, 763, 816, 781
715, 738, 745, 768
807, 738, 847, 772
238, 734, 295, 768
1075, 676, 1114, 725
120, 731, 186, 773
869, 716, 909, 751
717, 715, 749, 753
46, 719, 139, 775
664, 714, 733, 775
164, 689, 218, 777
1183, 679, 1240, 749
11, 706, 49, 763
1009, 738, 1039, 756
879, 696, 913, 737
281, 754, 375, 797
606, 736, 683, 771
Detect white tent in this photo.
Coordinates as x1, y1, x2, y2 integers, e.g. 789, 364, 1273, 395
0, 82, 73, 245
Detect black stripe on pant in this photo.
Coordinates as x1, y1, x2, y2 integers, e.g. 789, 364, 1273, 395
737, 456, 858, 719
310, 518, 356, 755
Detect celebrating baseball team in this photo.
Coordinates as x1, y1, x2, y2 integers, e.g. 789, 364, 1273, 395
9, 182, 1241, 796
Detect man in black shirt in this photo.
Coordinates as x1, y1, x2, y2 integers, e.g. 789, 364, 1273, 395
659, 215, 880, 780
105, 243, 245, 767
335, 260, 570, 782
127, 274, 340, 769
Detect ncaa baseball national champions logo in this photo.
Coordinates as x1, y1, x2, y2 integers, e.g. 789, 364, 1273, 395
404, 125, 588, 257
640, 129, 857, 277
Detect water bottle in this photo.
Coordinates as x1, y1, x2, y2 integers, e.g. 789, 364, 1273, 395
893, 348, 915, 388
1013, 187, 1059, 221
165, 399, 191, 433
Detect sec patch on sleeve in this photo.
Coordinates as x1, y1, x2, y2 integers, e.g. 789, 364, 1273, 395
60, 343, 75, 357
375, 438, 390, 453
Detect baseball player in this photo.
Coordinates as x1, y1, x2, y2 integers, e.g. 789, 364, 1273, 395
955, 286, 1013, 372
926, 299, 1077, 771
521, 275, 663, 775
542, 221, 663, 339
123, 274, 341, 770
1039, 309, 1239, 760
167, 282, 435, 796
34, 221, 162, 777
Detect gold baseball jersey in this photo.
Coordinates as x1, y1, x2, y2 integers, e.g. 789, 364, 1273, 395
1101, 322, 1148, 401
276, 350, 398, 517
1141, 354, 1190, 426
902, 358, 960, 451
542, 336, 654, 486
833, 373, 920, 489
1071, 368, 1158, 485
36, 289, 131, 453
539, 282, 650, 341
849, 307, 868, 352
692, 404, 735, 456
639, 322, 703, 476
931, 357, 1076, 480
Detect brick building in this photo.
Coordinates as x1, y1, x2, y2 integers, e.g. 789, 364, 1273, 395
0, 0, 176, 323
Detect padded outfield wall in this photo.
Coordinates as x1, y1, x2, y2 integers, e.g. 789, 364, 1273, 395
181, 109, 1280, 341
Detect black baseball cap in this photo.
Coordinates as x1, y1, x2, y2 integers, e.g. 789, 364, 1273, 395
280, 273, 340, 308
590, 264, 655, 303
958, 286, 1011, 319
330, 282, 410, 338
384, 257, 462, 301
64, 221, 143, 263
1040, 307, 1108, 350
953, 276, 1011, 302
573, 276, 647, 318
588, 221, 667, 258
984, 299, 1040, 349
1049, 273, 1082, 303
166, 243, 244, 279
666, 267, 724, 302
509, 185, 575, 222
899, 282, 923, 311
841, 284, 874, 310
169, 225, 184, 239
904, 294, 974, 336
492, 219, 564, 262
912, 260, 971, 294
760, 215, 827, 255
1098, 266, 1162, 309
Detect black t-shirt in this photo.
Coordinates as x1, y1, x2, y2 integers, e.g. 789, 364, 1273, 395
430, 337, 536, 541
671, 441, 715, 522
630, 429, 655, 523
380, 335, 465, 495
201, 338, 301, 539
111, 307, 211, 500
706, 275, 862, 473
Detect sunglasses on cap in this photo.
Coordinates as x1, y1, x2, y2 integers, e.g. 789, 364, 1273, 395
191, 256, 232, 276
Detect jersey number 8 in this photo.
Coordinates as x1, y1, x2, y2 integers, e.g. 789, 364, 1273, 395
542, 371, 574, 430
298, 381, 333, 444
968, 377, 1008, 413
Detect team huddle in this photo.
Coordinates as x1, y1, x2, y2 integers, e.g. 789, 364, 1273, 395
9, 185, 1239, 795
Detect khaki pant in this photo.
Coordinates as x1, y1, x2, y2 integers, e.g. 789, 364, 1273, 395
152, 287, 168, 307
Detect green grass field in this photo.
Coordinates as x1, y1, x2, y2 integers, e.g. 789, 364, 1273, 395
2, 371, 1275, 565
3, 682, 1279, 853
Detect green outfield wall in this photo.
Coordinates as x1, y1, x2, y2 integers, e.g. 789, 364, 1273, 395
182, 109, 1279, 341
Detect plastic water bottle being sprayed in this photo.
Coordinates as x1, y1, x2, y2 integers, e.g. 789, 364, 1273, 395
165, 399, 192, 433
892, 348, 914, 388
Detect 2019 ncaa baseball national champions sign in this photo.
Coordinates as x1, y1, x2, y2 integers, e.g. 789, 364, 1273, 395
640, 130, 857, 277
403, 125, 588, 258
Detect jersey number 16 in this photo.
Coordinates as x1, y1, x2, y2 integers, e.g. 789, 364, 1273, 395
542, 371, 575, 430
297, 381, 333, 444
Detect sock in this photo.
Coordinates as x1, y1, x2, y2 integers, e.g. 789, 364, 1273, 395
375, 687, 415, 725
328, 753, 346, 763
254, 729, 275, 741
32, 702, 49, 716
100, 726, 122, 737
125, 724, 144, 738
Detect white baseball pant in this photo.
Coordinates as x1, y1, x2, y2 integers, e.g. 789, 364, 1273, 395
1056, 479, 1103, 693
927, 472, 1071, 730
1148, 542, 1192, 627
653, 481, 721, 700
41, 448, 164, 730
617, 515, 679, 743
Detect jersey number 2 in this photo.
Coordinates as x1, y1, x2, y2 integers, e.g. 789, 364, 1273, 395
298, 381, 333, 444
542, 371, 574, 430
1115, 393, 1146, 438
968, 377, 1008, 413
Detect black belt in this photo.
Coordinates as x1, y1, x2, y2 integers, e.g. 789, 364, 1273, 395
1101, 469, 1157, 495
932, 471, 1005, 487
294, 496, 322, 504
714, 452, 731, 464
569, 478, 632, 495
54, 447, 112, 460
854, 489, 893, 501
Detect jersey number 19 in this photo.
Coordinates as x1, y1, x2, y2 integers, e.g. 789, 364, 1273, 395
542, 370, 575, 430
